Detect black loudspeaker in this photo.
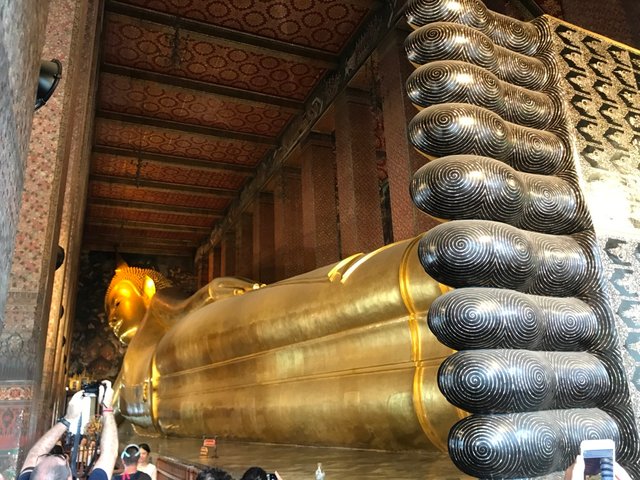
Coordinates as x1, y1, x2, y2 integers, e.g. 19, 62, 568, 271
55, 245, 65, 270
35, 59, 62, 111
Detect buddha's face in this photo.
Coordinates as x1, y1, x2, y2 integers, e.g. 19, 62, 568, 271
105, 278, 147, 344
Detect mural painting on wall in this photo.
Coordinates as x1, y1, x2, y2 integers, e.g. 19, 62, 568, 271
0, 403, 29, 479
70, 251, 196, 383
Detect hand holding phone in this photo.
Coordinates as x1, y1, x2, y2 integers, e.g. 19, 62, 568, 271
581, 439, 615, 479
565, 440, 632, 480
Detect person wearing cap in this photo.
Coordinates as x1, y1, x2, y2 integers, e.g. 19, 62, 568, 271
113, 444, 151, 480
17, 380, 118, 480
136, 444, 156, 480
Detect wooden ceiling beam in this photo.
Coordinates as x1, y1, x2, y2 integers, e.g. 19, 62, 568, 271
100, 63, 303, 112
96, 110, 277, 146
105, 0, 338, 68
82, 240, 195, 257
89, 174, 238, 198
89, 197, 221, 217
84, 232, 197, 246
92, 145, 254, 175
85, 218, 211, 234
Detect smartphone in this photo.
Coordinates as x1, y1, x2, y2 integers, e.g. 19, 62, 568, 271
580, 439, 615, 479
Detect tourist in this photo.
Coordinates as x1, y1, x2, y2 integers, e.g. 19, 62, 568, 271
113, 445, 151, 480
137, 443, 157, 480
17, 380, 118, 480
195, 467, 235, 480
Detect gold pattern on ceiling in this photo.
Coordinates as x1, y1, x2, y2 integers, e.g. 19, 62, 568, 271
84, 0, 378, 256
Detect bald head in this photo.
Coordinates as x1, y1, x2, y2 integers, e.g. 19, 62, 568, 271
31, 455, 72, 480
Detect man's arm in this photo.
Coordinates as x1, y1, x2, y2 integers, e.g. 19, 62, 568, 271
20, 391, 84, 471
91, 381, 118, 478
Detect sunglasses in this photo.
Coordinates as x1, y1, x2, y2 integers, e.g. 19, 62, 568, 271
121, 443, 141, 459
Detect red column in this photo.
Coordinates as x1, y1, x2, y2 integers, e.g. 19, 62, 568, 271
335, 88, 384, 256
301, 133, 340, 270
235, 213, 254, 279
377, 31, 440, 240
207, 250, 214, 282
196, 259, 204, 289
253, 192, 275, 284
212, 246, 222, 279
220, 230, 236, 277
273, 167, 304, 280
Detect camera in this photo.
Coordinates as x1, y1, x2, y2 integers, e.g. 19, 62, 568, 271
265, 474, 277, 480
82, 380, 103, 396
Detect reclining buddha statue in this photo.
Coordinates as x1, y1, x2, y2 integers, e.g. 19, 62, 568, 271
106, 0, 640, 477
106, 240, 461, 452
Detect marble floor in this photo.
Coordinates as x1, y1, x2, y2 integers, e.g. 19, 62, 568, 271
118, 423, 472, 480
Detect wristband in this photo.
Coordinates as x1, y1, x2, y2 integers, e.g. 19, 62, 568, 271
57, 417, 70, 429
102, 408, 114, 413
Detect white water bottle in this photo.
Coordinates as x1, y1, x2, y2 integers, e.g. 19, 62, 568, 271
315, 462, 325, 480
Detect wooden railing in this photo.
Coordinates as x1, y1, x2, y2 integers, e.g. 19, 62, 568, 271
157, 456, 204, 480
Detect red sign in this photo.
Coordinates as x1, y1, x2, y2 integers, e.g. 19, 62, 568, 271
203, 438, 216, 447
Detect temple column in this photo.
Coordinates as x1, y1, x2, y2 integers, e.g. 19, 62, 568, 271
211, 246, 222, 279
253, 192, 275, 284
0, 0, 95, 467
273, 167, 304, 280
235, 213, 253, 279
195, 258, 205, 289
220, 230, 236, 276
207, 250, 214, 282
335, 88, 384, 256
377, 31, 440, 240
301, 133, 340, 271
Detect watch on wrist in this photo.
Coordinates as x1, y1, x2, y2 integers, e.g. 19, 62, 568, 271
57, 417, 70, 429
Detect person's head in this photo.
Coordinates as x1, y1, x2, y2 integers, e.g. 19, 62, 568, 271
31, 453, 72, 480
240, 467, 267, 480
121, 444, 141, 468
49, 445, 64, 456
196, 467, 235, 480
138, 443, 151, 465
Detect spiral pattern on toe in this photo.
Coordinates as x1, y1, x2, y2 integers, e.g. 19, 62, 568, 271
410, 155, 586, 233
547, 353, 610, 408
439, 350, 608, 413
408, 104, 567, 174
407, 61, 559, 129
406, 0, 543, 55
428, 288, 599, 350
406, 23, 549, 89
449, 409, 620, 478
419, 220, 592, 295
439, 350, 555, 412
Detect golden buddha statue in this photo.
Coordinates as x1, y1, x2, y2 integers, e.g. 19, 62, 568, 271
106, 237, 463, 451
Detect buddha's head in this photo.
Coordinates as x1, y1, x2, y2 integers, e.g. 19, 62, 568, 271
105, 261, 172, 344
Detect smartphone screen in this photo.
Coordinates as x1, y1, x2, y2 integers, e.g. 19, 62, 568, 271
583, 447, 614, 478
